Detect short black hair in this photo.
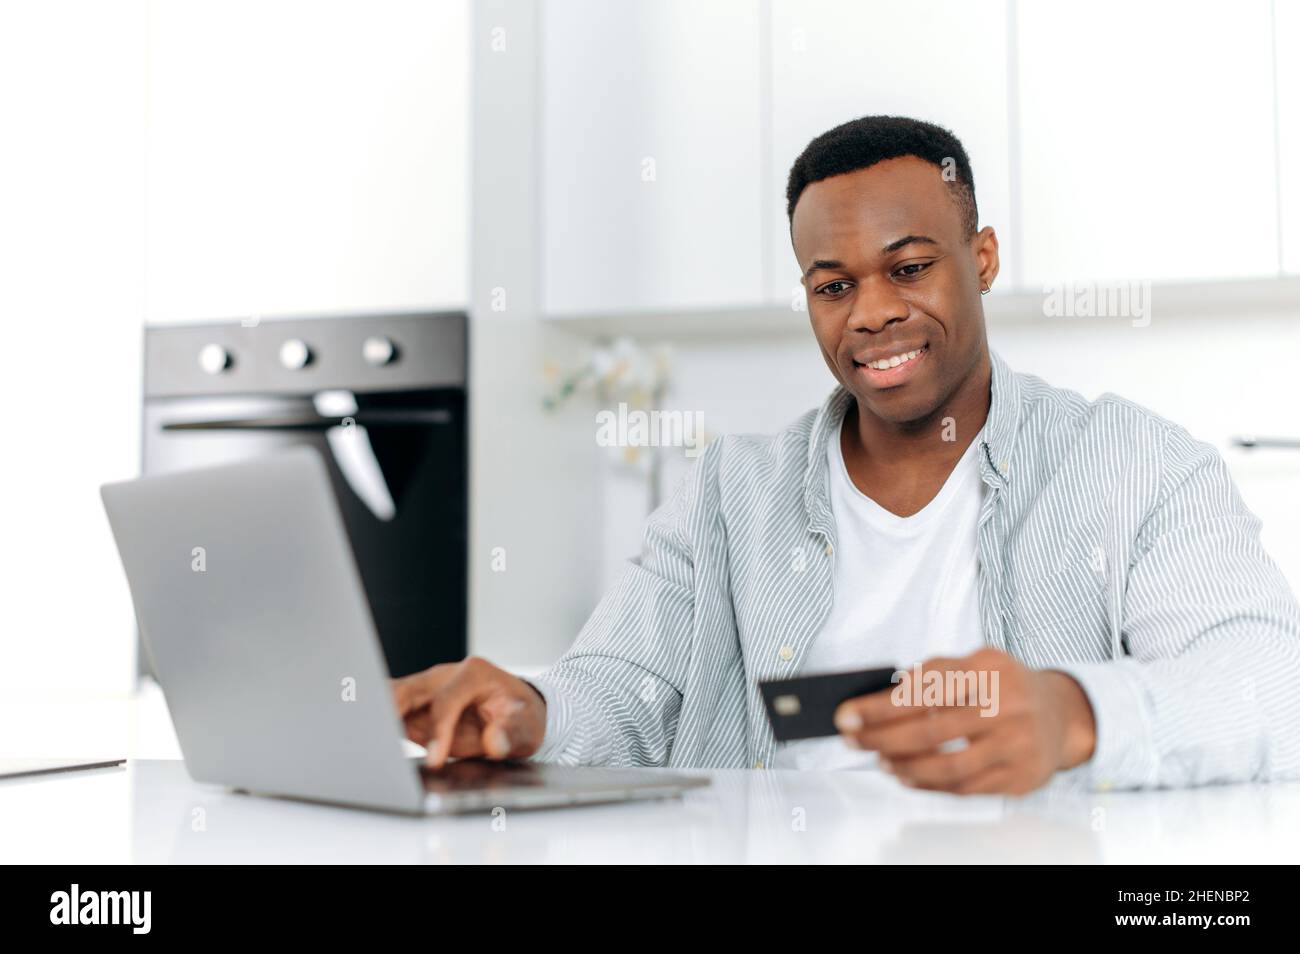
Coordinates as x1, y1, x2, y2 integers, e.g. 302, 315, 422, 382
786, 115, 978, 236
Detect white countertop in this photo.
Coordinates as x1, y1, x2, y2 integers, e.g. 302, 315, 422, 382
4, 758, 1299, 864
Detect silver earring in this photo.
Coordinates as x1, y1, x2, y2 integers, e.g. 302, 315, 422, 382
980, 284, 991, 295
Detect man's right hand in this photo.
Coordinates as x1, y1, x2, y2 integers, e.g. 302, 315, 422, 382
391, 657, 548, 768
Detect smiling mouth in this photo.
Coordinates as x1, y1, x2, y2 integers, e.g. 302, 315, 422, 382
851, 344, 930, 387
853, 346, 928, 371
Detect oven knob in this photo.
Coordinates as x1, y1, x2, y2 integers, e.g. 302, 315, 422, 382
198, 343, 232, 375
279, 338, 313, 370
362, 335, 397, 366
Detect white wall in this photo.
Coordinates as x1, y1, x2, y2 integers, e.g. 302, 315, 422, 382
0, 0, 471, 721
146, 0, 469, 322
0, 0, 147, 700
469, 0, 605, 668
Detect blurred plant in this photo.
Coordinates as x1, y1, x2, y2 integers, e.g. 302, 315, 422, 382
543, 336, 708, 510
543, 336, 668, 411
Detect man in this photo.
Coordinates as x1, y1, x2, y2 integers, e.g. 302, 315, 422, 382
392, 116, 1300, 794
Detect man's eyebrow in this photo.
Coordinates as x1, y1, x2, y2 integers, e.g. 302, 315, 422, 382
804, 236, 940, 276
804, 259, 843, 277
882, 234, 938, 254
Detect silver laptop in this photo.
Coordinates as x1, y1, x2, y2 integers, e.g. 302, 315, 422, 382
100, 447, 707, 815
0, 758, 125, 780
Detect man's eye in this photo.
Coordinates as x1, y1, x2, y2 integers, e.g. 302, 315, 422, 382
817, 281, 851, 296
895, 262, 933, 278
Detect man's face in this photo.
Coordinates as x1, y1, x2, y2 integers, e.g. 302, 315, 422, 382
791, 156, 998, 426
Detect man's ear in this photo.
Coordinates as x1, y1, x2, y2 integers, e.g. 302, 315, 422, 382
972, 226, 1000, 290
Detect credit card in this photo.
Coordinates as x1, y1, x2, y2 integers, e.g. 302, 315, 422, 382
759, 665, 899, 741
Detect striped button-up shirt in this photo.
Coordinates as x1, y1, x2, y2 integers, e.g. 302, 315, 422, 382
528, 349, 1300, 789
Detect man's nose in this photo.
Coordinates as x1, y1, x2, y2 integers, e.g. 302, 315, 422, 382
846, 277, 908, 333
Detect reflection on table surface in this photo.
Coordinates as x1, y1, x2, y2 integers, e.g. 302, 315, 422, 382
3, 759, 1298, 863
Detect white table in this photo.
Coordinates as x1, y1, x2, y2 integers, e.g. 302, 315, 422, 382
3, 759, 1298, 864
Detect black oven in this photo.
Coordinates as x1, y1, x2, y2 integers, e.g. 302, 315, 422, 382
141, 311, 467, 678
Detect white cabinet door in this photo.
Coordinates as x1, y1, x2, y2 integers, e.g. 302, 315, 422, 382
1276, 0, 1300, 275
769, 0, 1014, 302
146, 0, 469, 324
1017, 0, 1278, 287
541, 0, 764, 316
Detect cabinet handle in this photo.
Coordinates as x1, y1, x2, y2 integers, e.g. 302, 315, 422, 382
1231, 435, 1300, 450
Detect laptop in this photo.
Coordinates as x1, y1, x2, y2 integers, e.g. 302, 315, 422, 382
0, 758, 125, 780
100, 447, 707, 815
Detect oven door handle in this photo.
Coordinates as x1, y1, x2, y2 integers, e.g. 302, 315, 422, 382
325, 422, 397, 522
160, 409, 451, 431
159, 414, 445, 522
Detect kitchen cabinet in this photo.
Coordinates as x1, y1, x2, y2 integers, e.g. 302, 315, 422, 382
1276, 0, 1300, 275
541, 0, 765, 315
1016, 0, 1279, 287
768, 0, 1015, 300
544, 0, 1294, 322
145, 0, 469, 324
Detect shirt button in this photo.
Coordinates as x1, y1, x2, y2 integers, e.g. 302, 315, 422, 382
999, 460, 1010, 473
824, 543, 834, 556
754, 760, 765, 770
778, 646, 794, 662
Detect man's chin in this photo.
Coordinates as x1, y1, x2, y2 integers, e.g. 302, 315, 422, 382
852, 389, 944, 429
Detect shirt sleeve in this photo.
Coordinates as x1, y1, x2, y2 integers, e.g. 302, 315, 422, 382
524, 440, 721, 766
1053, 424, 1300, 790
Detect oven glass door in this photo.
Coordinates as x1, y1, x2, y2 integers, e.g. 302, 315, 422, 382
142, 388, 466, 677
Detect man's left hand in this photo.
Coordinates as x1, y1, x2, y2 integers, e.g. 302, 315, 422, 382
833, 647, 1096, 796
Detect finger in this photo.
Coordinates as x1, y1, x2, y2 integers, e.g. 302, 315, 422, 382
447, 714, 486, 758
403, 709, 433, 745
427, 709, 482, 768
833, 661, 962, 728
837, 687, 987, 742
919, 653, 992, 674
951, 764, 1019, 796
391, 666, 450, 717
838, 653, 1005, 730
851, 705, 990, 758
391, 678, 420, 717
833, 686, 912, 731
478, 698, 527, 760
425, 673, 490, 768
407, 707, 483, 752
884, 735, 1007, 789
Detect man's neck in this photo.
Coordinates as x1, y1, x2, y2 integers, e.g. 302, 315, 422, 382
840, 352, 992, 511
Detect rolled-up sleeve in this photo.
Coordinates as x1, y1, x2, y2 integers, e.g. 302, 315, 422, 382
1056, 424, 1300, 790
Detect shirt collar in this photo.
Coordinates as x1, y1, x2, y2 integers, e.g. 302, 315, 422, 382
802, 348, 1021, 534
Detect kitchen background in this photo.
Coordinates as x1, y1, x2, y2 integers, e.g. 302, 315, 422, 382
2, 0, 1299, 772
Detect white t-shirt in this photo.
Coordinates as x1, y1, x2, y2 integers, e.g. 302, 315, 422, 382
771, 418, 989, 770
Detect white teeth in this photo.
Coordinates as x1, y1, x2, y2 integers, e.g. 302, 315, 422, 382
864, 347, 925, 371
